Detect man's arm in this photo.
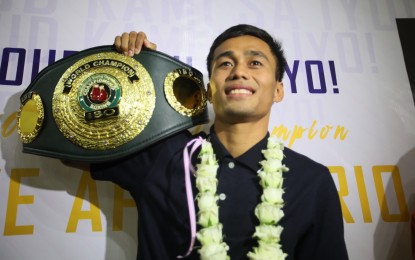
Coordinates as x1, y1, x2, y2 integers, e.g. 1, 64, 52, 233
309, 169, 349, 260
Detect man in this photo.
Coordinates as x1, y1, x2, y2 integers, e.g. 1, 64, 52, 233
90, 24, 348, 259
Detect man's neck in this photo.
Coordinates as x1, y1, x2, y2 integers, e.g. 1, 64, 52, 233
213, 120, 269, 158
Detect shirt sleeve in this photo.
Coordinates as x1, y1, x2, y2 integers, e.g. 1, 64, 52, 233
90, 130, 193, 191
90, 142, 160, 190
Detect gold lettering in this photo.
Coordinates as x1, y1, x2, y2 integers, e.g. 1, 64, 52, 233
112, 185, 136, 231
354, 166, 372, 222
328, 166, 355, 223
66, 172, 102, 232
271, 125, 291, 141
372, 165, 409, 222
103, 109, 115, 116
334, 125, 349, 140
110, 60, 119, 67
307, 120, 318, 139
4, 168, 39, 235
319, 125, 333, 139
288, 125, 306, 147
93, 111, 103, 119
1, 112, 18, 137
271, 121, 349, 147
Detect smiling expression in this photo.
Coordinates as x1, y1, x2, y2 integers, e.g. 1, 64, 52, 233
208, 35, 284, 125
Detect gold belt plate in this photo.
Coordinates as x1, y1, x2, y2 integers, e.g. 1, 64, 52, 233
52, 52, 155, 150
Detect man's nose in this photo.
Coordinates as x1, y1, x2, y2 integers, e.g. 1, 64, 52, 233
228, 64, 249, 80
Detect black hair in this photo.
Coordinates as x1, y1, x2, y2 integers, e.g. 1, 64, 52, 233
206, 24, 287, 81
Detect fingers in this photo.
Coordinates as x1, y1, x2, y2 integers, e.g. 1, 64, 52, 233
123, 32, 133, 55
130, 31, 141, 56
143, 38, 157, 50
114, 35, 122, 52
113, 32, 130, 55
113, 31, 157, 56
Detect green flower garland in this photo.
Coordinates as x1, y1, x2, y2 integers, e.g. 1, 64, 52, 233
195, 136, 289, 260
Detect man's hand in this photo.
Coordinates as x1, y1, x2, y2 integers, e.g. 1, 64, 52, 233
114, 31, 157, 56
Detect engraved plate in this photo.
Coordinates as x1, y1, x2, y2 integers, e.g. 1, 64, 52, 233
52, 52, 155, 150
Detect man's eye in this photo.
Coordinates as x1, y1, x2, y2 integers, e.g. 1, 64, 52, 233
251, 60, 262, 66
220, 61, 232, 67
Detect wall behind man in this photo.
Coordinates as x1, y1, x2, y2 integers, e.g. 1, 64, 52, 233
0, 0, 414, 259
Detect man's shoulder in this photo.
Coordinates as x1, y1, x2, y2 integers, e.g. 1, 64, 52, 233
282, 147, 330, 180
283, 147, 327, 169
282, 147, 338, 201
153, 129, 207, 149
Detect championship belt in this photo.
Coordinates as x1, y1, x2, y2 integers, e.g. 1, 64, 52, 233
17, 45, 209, 162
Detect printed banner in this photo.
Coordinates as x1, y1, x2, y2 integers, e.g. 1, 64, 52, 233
1, 1, 415, 259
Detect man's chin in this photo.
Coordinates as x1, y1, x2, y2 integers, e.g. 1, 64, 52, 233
219, 110, 258, 123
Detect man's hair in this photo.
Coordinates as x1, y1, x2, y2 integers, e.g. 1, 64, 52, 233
206, 24, 287, 82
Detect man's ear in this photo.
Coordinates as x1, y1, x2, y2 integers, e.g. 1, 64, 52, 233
273, 81, 284, 103
207, 83, 212, 103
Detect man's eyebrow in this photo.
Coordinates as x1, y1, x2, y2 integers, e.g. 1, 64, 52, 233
214, 51, 234, 61
213, 50, 270, 61
246, 50, 270, 61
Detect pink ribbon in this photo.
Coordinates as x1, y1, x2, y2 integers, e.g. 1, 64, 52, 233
177, 137, 204, 258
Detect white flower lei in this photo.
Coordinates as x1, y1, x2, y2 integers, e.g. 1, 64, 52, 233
195, 136, 289, 260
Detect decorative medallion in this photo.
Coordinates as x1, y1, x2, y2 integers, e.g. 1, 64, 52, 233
17, 92, 44, 143
164, 68, 206, 117
52, 52, 156, 150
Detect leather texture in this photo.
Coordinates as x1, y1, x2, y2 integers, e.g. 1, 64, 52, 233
20, 45, 209, 162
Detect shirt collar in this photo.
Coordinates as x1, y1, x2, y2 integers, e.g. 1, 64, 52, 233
209, 127, 269, 173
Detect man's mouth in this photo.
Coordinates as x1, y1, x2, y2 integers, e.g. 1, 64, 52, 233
229, 89, 252, 95
225, 87, 255, 95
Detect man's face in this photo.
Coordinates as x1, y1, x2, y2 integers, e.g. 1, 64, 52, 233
208, 35, 284, 125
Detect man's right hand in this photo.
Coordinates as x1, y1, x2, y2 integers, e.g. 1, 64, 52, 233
114, 31, 157, 57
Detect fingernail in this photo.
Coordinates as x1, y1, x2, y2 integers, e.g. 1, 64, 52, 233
128, 50, 133, 56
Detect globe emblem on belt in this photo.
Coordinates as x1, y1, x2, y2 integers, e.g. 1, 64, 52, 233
77, 73, 121, 121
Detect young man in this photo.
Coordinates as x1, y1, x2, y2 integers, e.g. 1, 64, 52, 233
91, 24, 348, 259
